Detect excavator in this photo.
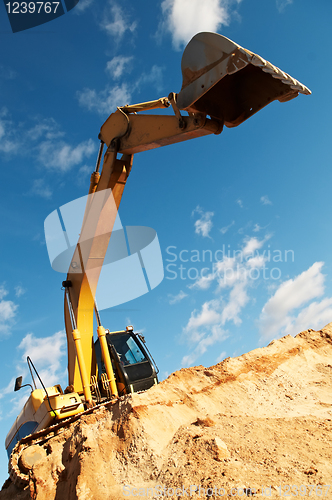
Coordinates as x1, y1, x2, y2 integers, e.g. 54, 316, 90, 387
4, 32, 310, 487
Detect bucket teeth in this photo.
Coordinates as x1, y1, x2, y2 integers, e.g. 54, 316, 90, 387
250, 53, 310, 95
251, 54, 267, 67
271, 72, 287, 80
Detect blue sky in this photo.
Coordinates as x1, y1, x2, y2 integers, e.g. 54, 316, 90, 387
1, 0, 332, 485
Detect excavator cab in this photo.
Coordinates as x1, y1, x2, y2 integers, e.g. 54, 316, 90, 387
95, 326, 158, 396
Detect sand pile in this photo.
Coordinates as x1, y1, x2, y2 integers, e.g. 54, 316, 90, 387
2, 324, 332, 499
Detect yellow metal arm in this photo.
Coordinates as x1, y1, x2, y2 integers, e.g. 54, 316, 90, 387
99, 110, 223, 155
64, 152, 133, 394
119, 97, 170, 114
97, 326, 118, 397
64, 99, 223, 397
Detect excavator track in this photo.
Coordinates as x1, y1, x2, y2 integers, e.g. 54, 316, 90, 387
9, 399, 116, 489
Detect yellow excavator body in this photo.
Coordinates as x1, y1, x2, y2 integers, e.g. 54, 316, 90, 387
5, 386, 84, 457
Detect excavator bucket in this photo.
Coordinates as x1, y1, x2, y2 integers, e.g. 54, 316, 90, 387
177, 32, 311, 127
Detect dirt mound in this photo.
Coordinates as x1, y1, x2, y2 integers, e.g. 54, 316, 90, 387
2, 325, 332, 499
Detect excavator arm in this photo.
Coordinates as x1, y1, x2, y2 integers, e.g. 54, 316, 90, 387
64, 150, 133, 401
63, 95, 224, 403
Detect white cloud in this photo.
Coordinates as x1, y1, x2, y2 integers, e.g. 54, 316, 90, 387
220, 220, 235, 235
214, 256, 237, 288
188, 271, 215, 291
0, 331, 67, 416
276, 0, 292, 12
74, 0, 94, 12
190, 235, 270, 292
1, 111, 63, 155
220, 281, 248, 325
0, 111, 93, 179
181, 300, 228, 366
192, 205, 214, 238
262, 262, 325, 319
242, 235, 271, 256
246, 254, 267, 269
260, 195, 272, 206
101, 2, 137, 39
183, 234, 271, 363
0, 121, 4, 140
161, 0, 241, 49
0, 285, 8, 300
0, 288, 18, 335
77, 164, 92, 186
38, 138, 95, 172
181, 314, 228, 366
77, 84, 131, 116
259, 262, 327, 342
168, 290, 188, 305
215, 350, 227, 363
106, 56, 133, 79
18, 331, 67, 387
136, 65, 164, 93
0, 300, 17, 322
15, 285, 26, 298
0, 377, 17, 400
184, 299, 221, 339
195, 216, 213, 238
30, 179, 52, 199
26, 119, 64, 141
287, 298, 332, 336
0, 111, 17, 153
236, 199, 243, 208
253, 223, 262, 232
78, 165, 91, 176
78, 64, 164, 116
